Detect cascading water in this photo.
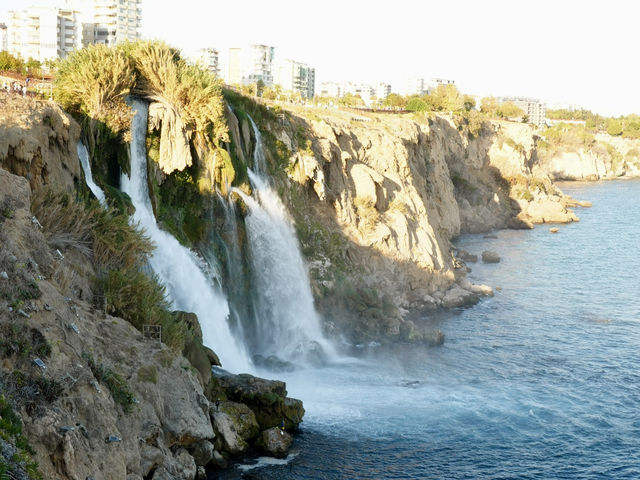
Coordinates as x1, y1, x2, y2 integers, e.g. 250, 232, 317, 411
234, 117, 334, 364
77, 142, 106, 206
121, 99, 251, 372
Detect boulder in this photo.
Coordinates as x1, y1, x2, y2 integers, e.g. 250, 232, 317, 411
469, 284, 494, 296
255, 427, 293, 459
190, 440, 215, 467
210, 370, 305, 430
210, 402, 259, 455
481, 251, 501, 263
459, 251, 478, 263
441, 285, 479, 308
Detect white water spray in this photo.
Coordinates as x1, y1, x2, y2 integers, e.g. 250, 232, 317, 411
236, 118, 335, 363
77, 142, 106, 206
121, 99, 251, 372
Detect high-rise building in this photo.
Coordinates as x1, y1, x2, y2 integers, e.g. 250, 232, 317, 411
227, 44, 275, 86
274, 59, 315, 99
8, 6, 82, 63
66, 0, 142, 47
195, 48, 219, 76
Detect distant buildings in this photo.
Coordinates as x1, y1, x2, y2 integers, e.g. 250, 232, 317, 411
194, 48, 220, 77
319, 81, 341, 98
228, 44, 275, 86
407, 77, 456, 95
274, 59, 315, 99
6, 0, 141, 63
501, 97, 547, 126
7, 6, 82, 63
66, 0, 142, 47
375, 82, 391, 100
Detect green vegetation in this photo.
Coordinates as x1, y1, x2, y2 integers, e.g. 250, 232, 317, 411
480, 97, 524, 119
82, 352, 135, 413
547, 109, 640, 139
0, 51, 43, 77
0, 395, 43, 480
537, 123, 596, 157
55, 40, 228, 144
30, 190, 190, 352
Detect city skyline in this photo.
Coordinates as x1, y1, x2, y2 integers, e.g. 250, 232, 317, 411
1, 0, 638, 116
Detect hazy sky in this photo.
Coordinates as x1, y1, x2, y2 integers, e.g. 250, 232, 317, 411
1, 0, 638, 116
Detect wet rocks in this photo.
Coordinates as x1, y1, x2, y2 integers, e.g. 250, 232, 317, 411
255, 427, 292, 459
481, 251, 501, 263
209, 370, 305, 431
441, 285, 479, 308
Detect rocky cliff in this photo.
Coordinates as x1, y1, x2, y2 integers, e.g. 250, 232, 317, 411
224, 103, 581, 342
0, 94, 303, 480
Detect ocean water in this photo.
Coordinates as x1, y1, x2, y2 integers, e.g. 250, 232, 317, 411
218, 179, 640, 479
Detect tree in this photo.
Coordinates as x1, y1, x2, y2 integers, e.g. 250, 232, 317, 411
384, 93, 406, 109
426, 84, 463, 112
606, 119, 623, 136
480, 97, 499, 116
497, 101, 524, 120
0, 51, 24, 72
463, 95, 476, 111
406, 97, 427, 112
339, 93, 364, 107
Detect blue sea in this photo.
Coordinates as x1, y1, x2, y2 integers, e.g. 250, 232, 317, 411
219, 179, 640, 479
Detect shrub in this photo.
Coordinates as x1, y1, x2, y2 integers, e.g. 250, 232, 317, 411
54, 44, 135, 134
82, 353, 135, 413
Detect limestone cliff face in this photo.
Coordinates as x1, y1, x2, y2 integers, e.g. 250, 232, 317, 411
536, 133, 640, 180
248, 108, 577, 329
0, 95, 81, 191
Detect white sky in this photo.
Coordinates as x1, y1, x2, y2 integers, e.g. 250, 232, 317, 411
1, 0, 638, 116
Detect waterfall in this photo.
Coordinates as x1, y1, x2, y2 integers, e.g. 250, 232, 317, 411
235, 117, 335, 364
77, 142, 106, 206
121, 99, 251, 372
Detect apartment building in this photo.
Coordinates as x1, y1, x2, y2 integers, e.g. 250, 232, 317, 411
274, 59, 315, 99
195, 48, 220, 76
8, 6, 82, 63
66, 0, 142, 47
502, 97, 547, 126
227, 44, 275, 86
375, 82, 391, 100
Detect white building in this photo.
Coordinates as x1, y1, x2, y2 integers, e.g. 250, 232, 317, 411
319, 81, 341, 98
8, 6, 82, 63
375, 82, 391, 100
66, 0, 142, 47
195, 48, 219, 76
274, 59, 315, 99
407, 77, 426, 95
227, 44, 275, 86
501, 97, 547, 126
0, 23, 7, 52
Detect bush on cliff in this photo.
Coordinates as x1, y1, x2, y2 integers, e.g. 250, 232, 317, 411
31, 190, 190, 352
54, 40, 228, 146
